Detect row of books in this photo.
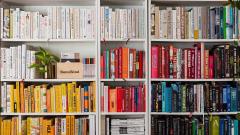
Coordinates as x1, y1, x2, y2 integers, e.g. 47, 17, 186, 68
105, 117, 145, 135
0, 115, 95, 135
151, 5, 239, 39
152, 116, 240, 135
100, 7, 145, 39
1, 44, 38, 79
100, 83, 145, 112
1, 7, 95, 39
151, 44, 240, 79
151, 82, 240, 113
0, 82, 96, 113
151, 82, 204, 112
101, 47, 145, 79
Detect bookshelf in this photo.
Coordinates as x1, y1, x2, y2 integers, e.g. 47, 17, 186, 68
1, 0, 240, 134
149, 0, 240, 134
0, 0, 99, 134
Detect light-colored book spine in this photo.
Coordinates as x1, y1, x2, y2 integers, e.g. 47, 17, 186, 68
1, 83, 6, 112
104, 85, 108, 112
108, 8, 112, 39
52, 7, 57, 39
1, 48, 6, 79
89, 115, 95, 135
16, 8, 20, 39
75, 8, 80, 39
21, 44, 26, 79
172, 9, 177, 39
6, 84, 11, 112
48, 7, 53, 39
112, 11, 116, 39
66, 7, 70, 39
0, 8, 3, 38
61, 118, 66, 135
26, 50, 31, 79
30, 50, 36, 79
6, 48, 10, 78
57, 7, 62, 39
70, 8, 74, 39
17, 45, 22, 79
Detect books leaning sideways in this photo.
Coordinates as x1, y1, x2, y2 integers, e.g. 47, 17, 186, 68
107, 117, 145, 135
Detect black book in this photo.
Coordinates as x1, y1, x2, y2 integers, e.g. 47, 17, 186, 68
157, 83, 162, 112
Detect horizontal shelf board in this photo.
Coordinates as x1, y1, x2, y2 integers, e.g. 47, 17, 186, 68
101, 112, 146, 115
151, 39, 237, 43
3, 0, 96, 6
204, 112, 239, 115
1, 78, 96, 82
101, 78, 146, 81
151, 78, 235, 82
101, 38, 146, 42
1, 112, 96, 116
101, 0, 145, 5
151, 112, 204, 115
152, 0, 228, 6
1, 38, 95, 42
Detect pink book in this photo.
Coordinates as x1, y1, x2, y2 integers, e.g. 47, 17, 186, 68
151, 46, 159, 78
209, 55, 214, 78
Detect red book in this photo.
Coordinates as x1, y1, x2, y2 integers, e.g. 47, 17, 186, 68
191, 49, 195, 79
165, 46, 170, 78
133, 50, 136, 78
117, 87, 123, 112
138, 87, 142, 112
129, 87, 132, 112
197, 46, 201, 79
131, 88, 135, 112
184, 49, 188, 79
139, 51, 144, 78
173, 47, 177, 79
162, 46, 165, 78
209, 55, 214, 78
158, 45, 162, 78
115, 49, 119, 78
151, 46, 159, 78
125, 88, 130, 112
119, 48, 122, 78
122, 89, 126, 112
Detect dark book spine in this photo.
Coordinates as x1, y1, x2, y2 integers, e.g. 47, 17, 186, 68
151, 84, 156, 112
209, 85, 213, 112
215, 8, 220, 39
158, 83, 162, 112
212, 86, 216, 112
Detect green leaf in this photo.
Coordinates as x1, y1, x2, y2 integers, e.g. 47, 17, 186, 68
29, 63, 39, 68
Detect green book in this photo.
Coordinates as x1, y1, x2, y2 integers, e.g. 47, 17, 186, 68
223, 7, 227, 39
210, 116, 220, 135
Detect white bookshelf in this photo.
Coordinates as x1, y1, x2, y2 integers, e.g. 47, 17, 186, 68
148, 0, 239, 135
98, 0, 148, 134
0, 0, 99, 134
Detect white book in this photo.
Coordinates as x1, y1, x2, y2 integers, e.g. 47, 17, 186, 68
176, 7, 181, 39
25, 12, 31, 39
26, 50, 31, 79
57, 7, 62, 39
136, 9, 139, 38
66, 7, 70, 39
106, 117, 110, 135
79, 9, 83, 39
12, 10, 16, 38
0, 8, 3, 38
61, 118, 66, 135
6, 84, 11, 112
83, 9, 87, 38
1, 83, 6, 112
10, 47, 15, 78
172, 9, 177, 39
89, 115, 95, 135
32, 12, 39, 39
108, 8, 112, 39
104, 7, 109, 39
48, 7, 53, 39
1, 48, 6, 79
16, 8, 20, 38
91, 9, 95, 38
20, 11, 26, 39
112, 11, 116, 39
200, 85, 204, 112
21, 44, 26, 79
61, 8, 66, 39
70, 8, 74, 39
52, 7, 57, 39
124, 9, 128, 38
6, 48, 10, 78
86, 9, 92, 39
75, 8, 80, 39
18, 45, 22, 79
104, 85, 108, 112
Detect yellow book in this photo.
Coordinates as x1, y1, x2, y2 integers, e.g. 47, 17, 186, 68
7, 120, 11, 135
70, 116, 75, 135
50, 87, 55, 112
46, 119, 52, 135
0, 117, 2, 135
27, 117, 32, 135
76, 88, 81, 112
10, 85, 14, 112
16, 82, 20, 112
61, 84, 67, 113
24, 88, 29, 113
72, 82, 77, 112
66, 116, 71, 135
55, 85, 62, 113
92, 82, 96, 112
20, 81, 25, 113
39, 117, 43, 135
34, 86, 41, 113
67, 83, 73, 112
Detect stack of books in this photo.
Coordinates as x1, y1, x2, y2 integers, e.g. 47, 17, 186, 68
1, 82, 96, 113
100, 83, 145, 112
101, 47, 145, 79
106, 118, 145, 135
100, 7, 145, 39
151, 5, 239, 39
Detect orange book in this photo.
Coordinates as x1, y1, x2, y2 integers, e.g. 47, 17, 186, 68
46, 90, 51, 112
71, 116, 75, 135
109, 89, 117, 112
66, 116, 71, 135
20, 81, 25, 113
122, 47, 129, 78
204, 50, 209, 79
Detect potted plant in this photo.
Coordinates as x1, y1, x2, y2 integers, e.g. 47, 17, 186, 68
30, 47, 60, 79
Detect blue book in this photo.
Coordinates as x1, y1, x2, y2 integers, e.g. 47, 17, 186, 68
161, 82, 166, 112
220, 119, 225, 135
231, 87, 237, 112
227, 116, 232, 135
223, 87, 227, 111
237, 84, 240, 111
135, 87, 138, 111
165, 86, 172, 112
226, 85, 231, 112
234, 120, 238, 135
171, 83, 179, 112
